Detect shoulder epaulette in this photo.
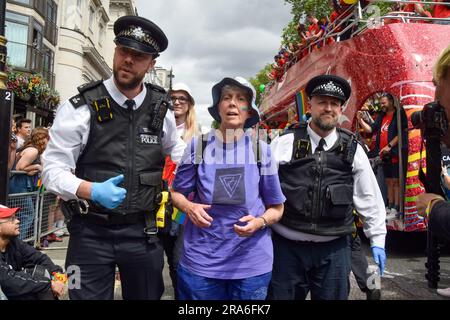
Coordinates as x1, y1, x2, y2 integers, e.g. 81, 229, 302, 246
145, 82, 166, 94
337, 127, 356, 140
77, 80, 103, 95
69, 94, 86, 108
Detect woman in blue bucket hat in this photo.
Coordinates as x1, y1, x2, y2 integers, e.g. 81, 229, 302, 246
171, 76, 285, 300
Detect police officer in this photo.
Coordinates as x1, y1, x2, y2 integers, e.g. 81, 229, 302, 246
269, 75, 387, 300
42, 16, 186, 300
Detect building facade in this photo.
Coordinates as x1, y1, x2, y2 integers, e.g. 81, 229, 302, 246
5, 0, 169, 126
146, 66, 173, 91
55, 0, 136, 102
5, 0, 59, 126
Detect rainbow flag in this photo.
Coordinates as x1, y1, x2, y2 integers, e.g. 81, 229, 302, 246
295, 89, 308, 121
172, 207, 187, 225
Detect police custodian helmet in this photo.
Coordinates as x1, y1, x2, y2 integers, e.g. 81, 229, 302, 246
305, 74, 351, 103
114, 15, 168, 57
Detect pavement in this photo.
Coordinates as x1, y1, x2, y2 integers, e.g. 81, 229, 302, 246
42, 231, 450, 300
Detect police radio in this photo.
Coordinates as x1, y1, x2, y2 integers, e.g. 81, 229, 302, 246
150, 95, 170, 132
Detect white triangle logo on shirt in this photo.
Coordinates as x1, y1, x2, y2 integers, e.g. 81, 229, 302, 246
219, 174, 242, 198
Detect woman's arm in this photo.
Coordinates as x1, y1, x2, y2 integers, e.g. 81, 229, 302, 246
171, 190, 212, 228
356, 112, 373, 133
233, 203, 284, 237
15, 147, 42, 174
8, 142, 17, 171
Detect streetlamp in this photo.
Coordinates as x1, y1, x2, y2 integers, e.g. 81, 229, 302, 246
0, 0, 14, 204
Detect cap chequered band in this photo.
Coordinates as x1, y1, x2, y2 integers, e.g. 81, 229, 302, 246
117, 26, 160, 52
312, 81, 345, 97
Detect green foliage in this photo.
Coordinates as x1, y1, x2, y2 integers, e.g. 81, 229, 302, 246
281, 20, 301, 47
211, 120, 220, 129
282, 0, 331, 45
249, 63, 273, 105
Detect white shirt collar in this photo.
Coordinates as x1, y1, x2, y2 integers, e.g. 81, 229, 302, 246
307, 124, 337, 152
103, 77, 147, 110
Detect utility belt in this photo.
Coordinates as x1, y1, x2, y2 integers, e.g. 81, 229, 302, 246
61, 192, 172, 234
61, 199, 144, 225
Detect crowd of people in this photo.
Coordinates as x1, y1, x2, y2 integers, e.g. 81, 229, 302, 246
7, 118, 66, 245
268, 0, 450, 83
356, 93, 408, 220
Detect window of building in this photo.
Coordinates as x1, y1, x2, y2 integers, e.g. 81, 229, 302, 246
10, 0, 31, 5
33, 0, 46, 18
98, 23, 105, 46
5, 11, 29, 68
44, 0, 58, 45
89, 7, 95, 32
42, 45, 55, 89
31, 20, 43, 71
46, 0, 57, 23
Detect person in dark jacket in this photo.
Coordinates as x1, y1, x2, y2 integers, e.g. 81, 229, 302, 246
416, 44, 450, 298
0, 205, 65, 300
357, 94, 408, 218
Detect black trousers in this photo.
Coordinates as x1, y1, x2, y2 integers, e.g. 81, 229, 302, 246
430, 201, 450, 241
350, 233, 370, 292
158, 224, 184, 300
66, 217, 164, 300
269, 233, 351, 300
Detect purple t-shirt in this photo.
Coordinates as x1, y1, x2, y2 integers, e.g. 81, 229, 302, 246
172, 130, 286, 279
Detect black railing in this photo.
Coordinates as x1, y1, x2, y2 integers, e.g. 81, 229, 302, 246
44, 19, 58, 46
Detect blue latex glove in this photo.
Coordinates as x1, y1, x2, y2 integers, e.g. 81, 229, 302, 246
91, 175, 127, 209
371, 246, 386, 276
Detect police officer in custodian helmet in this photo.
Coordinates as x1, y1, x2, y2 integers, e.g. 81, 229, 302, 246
269, 75, 387, 300
42, 16, 186, 300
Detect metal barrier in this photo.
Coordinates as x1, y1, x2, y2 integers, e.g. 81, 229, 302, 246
7, 191, 40, 247
7, 172, 67, 250
37, 191, 67, 250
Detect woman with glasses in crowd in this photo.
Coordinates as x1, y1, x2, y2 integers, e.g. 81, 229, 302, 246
160, 83, 200, 299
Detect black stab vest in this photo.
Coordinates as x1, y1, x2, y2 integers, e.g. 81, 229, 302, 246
73, 82, 167, 218
278, 124, 357, 236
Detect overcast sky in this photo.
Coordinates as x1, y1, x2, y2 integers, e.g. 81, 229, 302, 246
136, 0, 292, 128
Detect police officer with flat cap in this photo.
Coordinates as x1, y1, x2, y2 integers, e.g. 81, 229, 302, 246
269, 75, 387, 300
42, 16, 186, 300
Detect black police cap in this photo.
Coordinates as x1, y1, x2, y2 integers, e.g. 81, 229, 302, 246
114, 16, 168, 56
305, 74, 351, 103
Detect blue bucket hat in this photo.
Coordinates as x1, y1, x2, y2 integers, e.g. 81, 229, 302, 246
208, 76, 260, 128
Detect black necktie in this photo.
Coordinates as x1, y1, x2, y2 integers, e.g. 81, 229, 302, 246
125, 99, 135, 111
315, 138, 326, 153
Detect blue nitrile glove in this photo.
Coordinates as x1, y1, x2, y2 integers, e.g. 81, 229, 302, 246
90, 175, 127, 209
371, 246, 386, 276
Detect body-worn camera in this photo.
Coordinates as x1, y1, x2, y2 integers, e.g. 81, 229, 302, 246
411, 101, 448, 138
